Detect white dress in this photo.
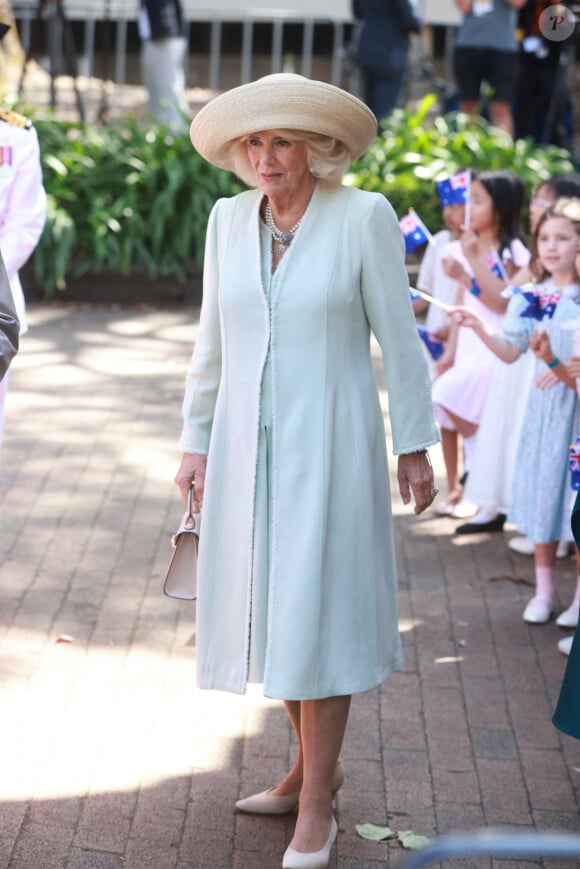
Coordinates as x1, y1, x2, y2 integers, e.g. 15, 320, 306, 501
464, 350, 535, 513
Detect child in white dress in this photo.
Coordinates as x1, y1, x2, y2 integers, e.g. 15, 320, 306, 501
432, 170, 528, 517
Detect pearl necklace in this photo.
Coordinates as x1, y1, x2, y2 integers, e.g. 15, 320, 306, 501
265, 201, 302, 255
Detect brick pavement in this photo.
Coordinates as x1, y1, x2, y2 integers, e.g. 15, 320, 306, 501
0, 304, 579, 869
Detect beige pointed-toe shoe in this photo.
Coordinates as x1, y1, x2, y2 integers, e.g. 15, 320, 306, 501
282, 816, 337, 869
235, 760, 344, 815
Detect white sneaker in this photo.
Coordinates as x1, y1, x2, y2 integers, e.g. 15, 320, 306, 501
508, 536, 534, 555
556, 540, 572, 559
508, 537, 572, 558
556, 600, 580, 628
523, 595, 554, 624
558, 635, 574, 656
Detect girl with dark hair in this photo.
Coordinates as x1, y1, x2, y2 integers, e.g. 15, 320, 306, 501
431, 170, 530, 517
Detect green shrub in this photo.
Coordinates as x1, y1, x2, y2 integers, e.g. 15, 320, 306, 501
34, 115, 243, 297
31, 96, 575, 299
345, 94, 575, 233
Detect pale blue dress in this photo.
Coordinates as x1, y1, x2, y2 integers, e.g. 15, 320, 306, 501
247, 219, 278, 683
506, 281, 580, 543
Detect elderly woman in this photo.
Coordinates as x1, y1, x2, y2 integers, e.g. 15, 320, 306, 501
174, 73, 439, 869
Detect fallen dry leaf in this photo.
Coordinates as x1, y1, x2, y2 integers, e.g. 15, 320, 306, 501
356, 823, 430, 850
397, 830, 431, 850
55, 635, 74, 644
356, 823, 396, 842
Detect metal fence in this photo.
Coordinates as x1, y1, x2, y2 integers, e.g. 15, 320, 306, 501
12, 0, 354, 116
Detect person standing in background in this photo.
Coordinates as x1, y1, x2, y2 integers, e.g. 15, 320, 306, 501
515, 0, 571, 146
352, 0, 422, 125
453, 0, 527, 137
139, 0, 189, 127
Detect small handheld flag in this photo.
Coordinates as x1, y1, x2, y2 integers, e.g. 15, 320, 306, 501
486, 249, 509, 281
470, 250, 508, 296
399, 208, 433, 255
435, 170, 470, 206
570, 434, 580, 490
509, 284, 561, 321
417, 325, 444, 360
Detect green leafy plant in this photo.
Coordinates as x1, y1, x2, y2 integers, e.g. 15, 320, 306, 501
33, 115, 243, 298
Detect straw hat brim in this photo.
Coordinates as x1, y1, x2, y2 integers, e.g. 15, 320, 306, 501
189, 73, 378, 171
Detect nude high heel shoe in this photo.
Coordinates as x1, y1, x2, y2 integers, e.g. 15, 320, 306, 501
282, 816, 337, 869
235, 759, 344, 815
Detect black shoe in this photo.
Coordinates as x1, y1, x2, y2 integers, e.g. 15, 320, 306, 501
455, 513, 506, 535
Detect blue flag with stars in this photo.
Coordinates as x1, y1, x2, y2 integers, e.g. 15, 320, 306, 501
435, 171, 470, 206
399, 209, 431, 255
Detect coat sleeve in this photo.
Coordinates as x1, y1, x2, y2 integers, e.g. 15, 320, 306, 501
360, 193, 439, 455
0, 126, 47, 279
395, 0, 423, 33
178, 201, 222, 454
0, 248, 18, 380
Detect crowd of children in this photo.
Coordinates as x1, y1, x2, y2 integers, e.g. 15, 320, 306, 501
408, 170, 580, 657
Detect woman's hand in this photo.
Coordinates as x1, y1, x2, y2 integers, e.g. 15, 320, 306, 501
174, 452, 207, 505
398, 451, 437, 515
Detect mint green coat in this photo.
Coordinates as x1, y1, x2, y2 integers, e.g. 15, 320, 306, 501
179, 184, 438, 699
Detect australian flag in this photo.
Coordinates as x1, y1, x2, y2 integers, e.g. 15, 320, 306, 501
508, 284, 561, 321
417, 325, 444, 360
570, 435, 580, 490
435, 170, 470, 206
470, 251, 506, 296
399, 209, 431, 254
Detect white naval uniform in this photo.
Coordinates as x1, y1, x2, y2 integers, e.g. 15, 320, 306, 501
0, 109, 47, 441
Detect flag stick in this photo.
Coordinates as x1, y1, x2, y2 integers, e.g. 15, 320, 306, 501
463, 170, 472, 228
410, 287, 454, 311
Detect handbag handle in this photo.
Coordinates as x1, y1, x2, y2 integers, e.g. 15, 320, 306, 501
185, 483, 198, 529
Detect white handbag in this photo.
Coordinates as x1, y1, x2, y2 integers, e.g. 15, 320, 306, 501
163, 485, 200, 600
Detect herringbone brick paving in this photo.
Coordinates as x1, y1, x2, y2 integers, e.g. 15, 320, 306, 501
0, 304, 579, 868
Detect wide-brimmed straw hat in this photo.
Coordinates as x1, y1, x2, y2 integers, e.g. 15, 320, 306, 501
189, 73, 377, 171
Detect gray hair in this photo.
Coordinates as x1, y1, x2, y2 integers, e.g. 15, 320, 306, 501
229, 130, 353, 188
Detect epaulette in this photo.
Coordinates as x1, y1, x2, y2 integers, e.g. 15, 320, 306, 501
0, 107, 32, 130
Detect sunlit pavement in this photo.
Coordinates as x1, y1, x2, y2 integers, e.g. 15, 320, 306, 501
0, 304, 579, 869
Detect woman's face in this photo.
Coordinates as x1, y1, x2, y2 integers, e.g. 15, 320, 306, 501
468, 180, 497, 234
529, 183, 555, 234
246, 130, 311, 200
